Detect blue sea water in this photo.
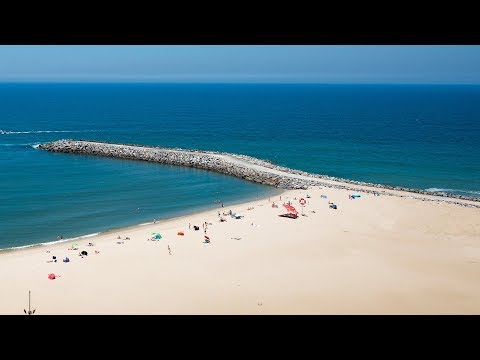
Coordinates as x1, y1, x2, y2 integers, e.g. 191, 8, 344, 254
1, 83, 479, 249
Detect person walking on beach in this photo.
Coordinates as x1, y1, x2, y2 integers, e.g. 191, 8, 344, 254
168, 245, 172, 255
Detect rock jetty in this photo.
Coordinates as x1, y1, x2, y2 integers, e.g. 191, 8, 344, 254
38, 140, 480, 208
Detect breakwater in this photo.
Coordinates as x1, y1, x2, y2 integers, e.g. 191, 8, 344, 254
38, 140, 480, 208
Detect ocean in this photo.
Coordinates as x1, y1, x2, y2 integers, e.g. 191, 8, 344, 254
1, 83, 479, 249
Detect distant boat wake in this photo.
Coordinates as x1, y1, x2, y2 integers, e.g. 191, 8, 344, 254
0, 129, 105, 135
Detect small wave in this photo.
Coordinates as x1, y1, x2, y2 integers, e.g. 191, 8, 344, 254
78, 232, 100, 239
0, 232, 102, 252
425, 188, 480, 196
0, 129, 104, 135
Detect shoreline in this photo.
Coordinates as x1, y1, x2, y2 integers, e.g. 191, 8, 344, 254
0, 189, 284, 254
1, 184, 478, 314
38, 139, 480, 206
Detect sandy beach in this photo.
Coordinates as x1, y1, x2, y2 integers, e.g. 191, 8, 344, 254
1, 184, 479, 315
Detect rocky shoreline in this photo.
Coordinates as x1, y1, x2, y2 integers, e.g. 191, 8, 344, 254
38, 139, 480, 208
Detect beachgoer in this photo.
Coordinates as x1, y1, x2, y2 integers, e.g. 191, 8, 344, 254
154, 218, 156, 223
221, 203, 224, 208
52, 256, 57, 263
117, 235, 121, 239
168, 245, 172, 255
189, 223, 191, 229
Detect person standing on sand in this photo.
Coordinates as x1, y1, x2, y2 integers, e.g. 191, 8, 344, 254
168, 245, 172, 255
189, 223, 191, 229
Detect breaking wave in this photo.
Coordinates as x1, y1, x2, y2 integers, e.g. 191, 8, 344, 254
0, 142, 41, 148
425, 188, 480, 196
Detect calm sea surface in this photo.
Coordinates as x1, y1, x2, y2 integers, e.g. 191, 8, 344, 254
1, 83, 479, 248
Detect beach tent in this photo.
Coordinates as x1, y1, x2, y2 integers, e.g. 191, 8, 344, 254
279, 204, 298, 219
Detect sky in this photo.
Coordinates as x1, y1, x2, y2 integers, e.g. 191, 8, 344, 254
0, 45, 479, 84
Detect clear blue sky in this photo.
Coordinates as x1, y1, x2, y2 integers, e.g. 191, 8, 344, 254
1, 45, 479, 84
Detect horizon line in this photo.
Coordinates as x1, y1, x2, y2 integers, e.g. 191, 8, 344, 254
1, 81, 480, 86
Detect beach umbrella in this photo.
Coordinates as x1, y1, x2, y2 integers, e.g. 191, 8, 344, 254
154, 234, 162, 239
48, 273, 56, 280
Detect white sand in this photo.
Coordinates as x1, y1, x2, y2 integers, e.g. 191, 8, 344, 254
1, 185, 479, 314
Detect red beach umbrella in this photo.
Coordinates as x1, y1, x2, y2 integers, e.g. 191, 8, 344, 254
48, 273, 56, 280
